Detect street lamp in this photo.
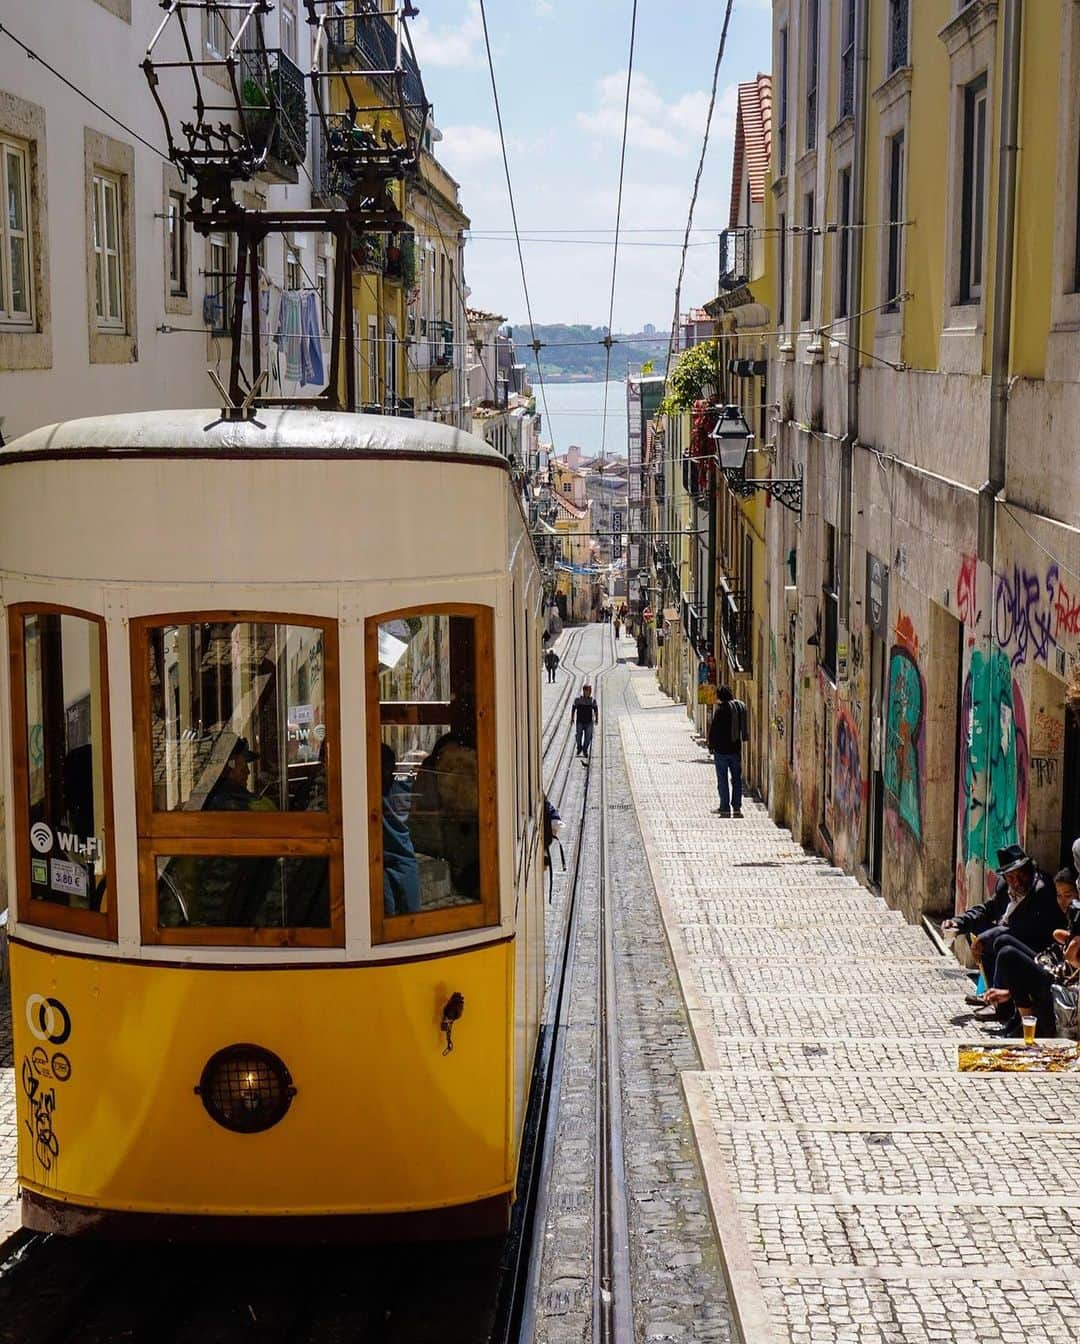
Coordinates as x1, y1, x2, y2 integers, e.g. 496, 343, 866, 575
709, 404, 803, 514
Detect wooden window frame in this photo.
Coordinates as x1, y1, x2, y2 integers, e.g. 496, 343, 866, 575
130, 611, 344, 948
167, 189, 187, 298
0, 137, 34, 327
92, 171, 125, 330
7, 603, 118, 941
366, 603, 499, 946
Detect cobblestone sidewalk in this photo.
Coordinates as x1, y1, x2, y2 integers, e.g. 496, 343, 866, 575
620, 688, 1080, 1344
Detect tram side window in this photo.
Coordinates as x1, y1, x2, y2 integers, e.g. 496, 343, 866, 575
134, 615, 342, 945
370, 609, 498, 941
15, 611, 114, 935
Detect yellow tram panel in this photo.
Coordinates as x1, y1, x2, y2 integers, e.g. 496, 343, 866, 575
12, 938, 514, 1217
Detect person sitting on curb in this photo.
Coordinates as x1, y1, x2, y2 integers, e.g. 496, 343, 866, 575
944, 844, 1059, 1018
981, 916, 1080, 1039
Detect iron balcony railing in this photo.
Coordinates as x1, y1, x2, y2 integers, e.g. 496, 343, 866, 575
720, 587, 751, 674
839, 40, 855, 118
432, 320, 454, 367
719, 227, 752, 290
239, 47, 308, 178
888, 0, 910, 74
326, 5, 425, 110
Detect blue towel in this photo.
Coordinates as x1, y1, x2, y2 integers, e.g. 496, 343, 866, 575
299, 290, 325, 388
274, 291, 302, 381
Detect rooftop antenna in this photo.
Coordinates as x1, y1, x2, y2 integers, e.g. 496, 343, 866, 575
143, 0, 430, 411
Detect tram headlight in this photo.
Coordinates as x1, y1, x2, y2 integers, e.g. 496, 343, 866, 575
195, 1044, 296, 1134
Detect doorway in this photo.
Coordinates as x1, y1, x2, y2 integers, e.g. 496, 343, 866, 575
866, 629, 885, 889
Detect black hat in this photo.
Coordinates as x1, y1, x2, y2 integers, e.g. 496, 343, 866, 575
997, 844, 1032, 875
229, 735, 258, 763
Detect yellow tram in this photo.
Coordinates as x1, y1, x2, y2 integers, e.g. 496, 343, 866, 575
0, 408, 546, 1237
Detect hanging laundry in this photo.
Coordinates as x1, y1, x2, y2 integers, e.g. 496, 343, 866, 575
299, 289, 326, 388
274, 291, 302, 382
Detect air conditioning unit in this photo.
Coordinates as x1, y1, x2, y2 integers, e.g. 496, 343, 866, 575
784, 585, 798, 615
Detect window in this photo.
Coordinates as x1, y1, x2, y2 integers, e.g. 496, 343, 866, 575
777, 28, 789, 167
207, 233, 231, 333
1075, 119, 1080, 294
822, 524, 839, 680
281, 3, 297, 62
366, 315, 379, 404
385, 317, 398, 408
885, 132, 905, 310
167, 190, 187, 297
132, 615, 343, 946
0, 138, 33, 325
9, 607, 116, 940
839, 0, 856, 119
959, 75, 988, 303
777, 211, 787, 326
316, 258, 329, 328
367, 607, 499, 944
836, 168, 852, 318
805, 0, 820, 150
285, 245, 301, 291
801, 192, 815, 322
206, 4, 229, 56
92, 172, 124, 329
888, 0, 910, 74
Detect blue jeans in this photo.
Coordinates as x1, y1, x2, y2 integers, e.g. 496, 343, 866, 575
575, 722, 594, 756
713, 752, 742, 811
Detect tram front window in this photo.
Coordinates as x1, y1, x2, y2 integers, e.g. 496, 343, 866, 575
18, 612, 112, 926
134, 613, 343, 946
147, 620, 329, 815
370, 609, 497, 941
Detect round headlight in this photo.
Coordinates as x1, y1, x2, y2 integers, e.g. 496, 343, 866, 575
196, 1044, 295, 1134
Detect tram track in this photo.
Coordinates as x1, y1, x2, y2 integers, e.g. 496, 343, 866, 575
494, 622, 632, 1344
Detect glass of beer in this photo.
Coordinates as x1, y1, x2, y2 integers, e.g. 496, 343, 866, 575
1021, 1015, 1037, 1046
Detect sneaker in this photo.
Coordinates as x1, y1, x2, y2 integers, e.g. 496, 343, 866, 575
732, 809, 744, 818
716, 808, 731, 817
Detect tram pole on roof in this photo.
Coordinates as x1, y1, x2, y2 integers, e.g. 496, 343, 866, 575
142, 0, 430, 413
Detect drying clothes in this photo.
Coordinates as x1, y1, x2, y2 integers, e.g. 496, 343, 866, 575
299, 289, 325, 388
274, 291, 302, 382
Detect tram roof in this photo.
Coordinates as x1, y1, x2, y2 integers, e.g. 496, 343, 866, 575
0, 408, 508, 468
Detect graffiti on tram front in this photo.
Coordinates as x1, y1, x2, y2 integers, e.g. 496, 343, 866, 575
21, 995, 73, 1172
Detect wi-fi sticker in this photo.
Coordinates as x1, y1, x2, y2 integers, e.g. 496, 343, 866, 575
30, 822, 53, 854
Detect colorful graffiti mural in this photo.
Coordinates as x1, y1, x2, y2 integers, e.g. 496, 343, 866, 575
956, 553, 978, 628
883, 615, 924, 843
958, 647, 1029, 872
994, 563, 1080, 668
833, 708, 863, 845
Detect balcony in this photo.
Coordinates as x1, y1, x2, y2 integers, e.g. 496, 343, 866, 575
326, 6, 425, 112
432, 320, 454, 368
718, 227, 752, 291
720, 587, 751, 673
240, 48, 308, 185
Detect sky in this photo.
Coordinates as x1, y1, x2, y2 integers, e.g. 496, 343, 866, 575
410, 0, 772, 335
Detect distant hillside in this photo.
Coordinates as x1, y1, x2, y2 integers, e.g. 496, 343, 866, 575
514, 324, 666, 383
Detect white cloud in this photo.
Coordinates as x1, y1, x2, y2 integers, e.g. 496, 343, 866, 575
438, 124, 503, 170
577, 72, 737, 159
409, 0, 484, 69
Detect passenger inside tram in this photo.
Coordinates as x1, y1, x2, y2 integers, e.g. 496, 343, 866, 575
381, 743, 420, 916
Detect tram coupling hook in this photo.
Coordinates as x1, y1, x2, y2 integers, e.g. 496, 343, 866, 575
441, 992, 465, 1055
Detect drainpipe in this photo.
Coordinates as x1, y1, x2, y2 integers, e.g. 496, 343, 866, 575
980, 0, 1022, 566
840, 0, 870, 625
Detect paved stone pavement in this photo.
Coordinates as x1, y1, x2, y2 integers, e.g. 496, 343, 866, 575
620, 683, 1080, 1344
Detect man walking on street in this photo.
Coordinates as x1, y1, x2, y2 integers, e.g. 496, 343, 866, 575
707, 685, 749, 817
572, 683, 599, 760
544, 648, 560, 683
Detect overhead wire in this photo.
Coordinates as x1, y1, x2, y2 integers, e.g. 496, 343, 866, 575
664, 0, 736, 387
477, 0, 556, 456
600, 0, 639, 463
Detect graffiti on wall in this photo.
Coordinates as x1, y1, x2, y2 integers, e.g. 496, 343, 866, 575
833, 708, 863, 843
956, 553, 979, 628
994, 563, 1080, 668
958, 647, 1029, 872
883, 613, 924, 843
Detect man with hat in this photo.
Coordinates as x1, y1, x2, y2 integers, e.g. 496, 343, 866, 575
206, 736, 275, 813
943, 844, 1059, 1017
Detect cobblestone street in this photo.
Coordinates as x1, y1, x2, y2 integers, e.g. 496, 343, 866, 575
621, 679, 1080, 1344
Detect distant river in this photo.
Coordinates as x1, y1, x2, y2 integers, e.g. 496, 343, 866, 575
536, 379, 628, 459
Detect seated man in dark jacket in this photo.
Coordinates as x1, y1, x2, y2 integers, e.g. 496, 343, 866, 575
944, 844, 1059, 1010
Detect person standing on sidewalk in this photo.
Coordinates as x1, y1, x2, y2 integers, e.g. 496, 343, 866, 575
707, 685, 749, 817
571, 684, 599, 760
